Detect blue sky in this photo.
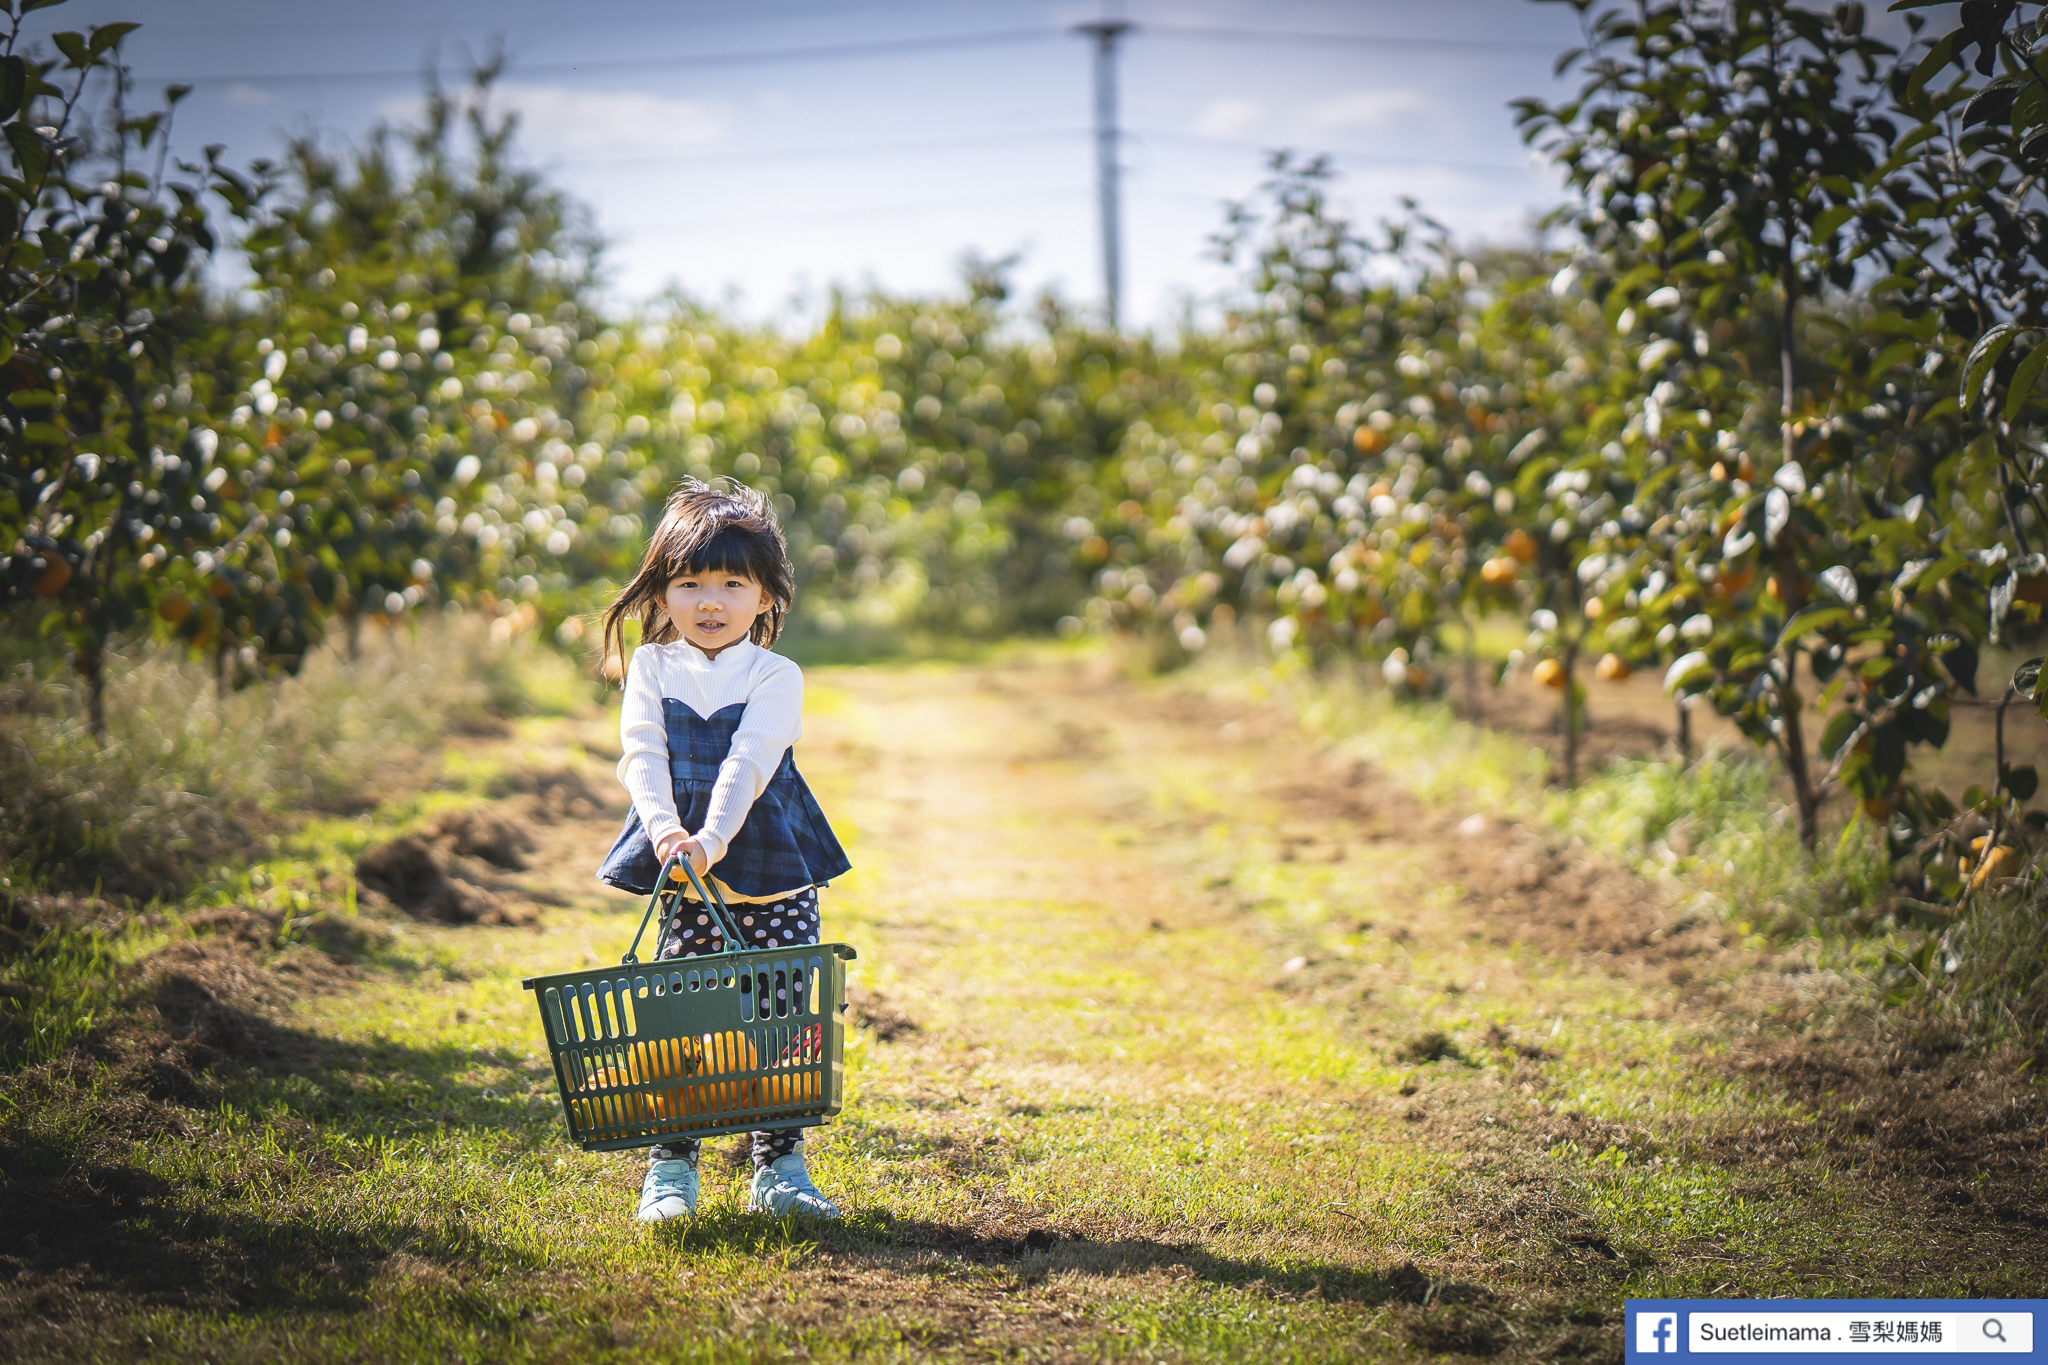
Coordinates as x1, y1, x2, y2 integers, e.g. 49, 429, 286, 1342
65, 0, 1593, 329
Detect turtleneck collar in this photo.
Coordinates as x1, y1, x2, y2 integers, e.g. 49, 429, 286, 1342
680, 636, 755, 668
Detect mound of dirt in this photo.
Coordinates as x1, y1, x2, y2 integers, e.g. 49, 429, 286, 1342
422, 808, 534, 869
353, 836, 534, 926
147, 938, 274, 1066
846, 985, 921, 1041
1733, 1027, 2048, 1179
1270, 754, 1727, 967
493, 766, 606, 822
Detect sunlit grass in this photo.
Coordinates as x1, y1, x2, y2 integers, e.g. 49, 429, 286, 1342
4, 649, 2036, 1362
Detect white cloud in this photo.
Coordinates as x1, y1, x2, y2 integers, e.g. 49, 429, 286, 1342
496, 84, 729, 158
1192, 98, 1261, 137
376, 83, 728, 161
1313, 89, 1430, 131
225, 82, 275, 108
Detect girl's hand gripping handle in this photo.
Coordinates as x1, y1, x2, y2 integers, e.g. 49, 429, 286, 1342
654, 829, 709, 878
621, 851, 748, 966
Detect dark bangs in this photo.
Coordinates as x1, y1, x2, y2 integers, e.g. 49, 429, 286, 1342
599, 478, 796, 674
662, 520, 788, 591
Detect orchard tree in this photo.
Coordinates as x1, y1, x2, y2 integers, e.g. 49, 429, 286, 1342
0, 1, 265, 732
211, 64, 613, 676
1518, 0, 1931, 844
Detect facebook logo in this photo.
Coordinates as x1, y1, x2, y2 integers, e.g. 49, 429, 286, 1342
1635, 1311, 1680, 1353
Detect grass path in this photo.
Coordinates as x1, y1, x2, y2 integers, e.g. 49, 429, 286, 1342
7, 654, 2045, 1362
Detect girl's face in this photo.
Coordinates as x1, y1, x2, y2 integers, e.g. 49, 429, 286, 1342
663, 567, 773, 655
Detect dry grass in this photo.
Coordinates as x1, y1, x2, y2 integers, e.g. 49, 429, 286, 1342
0, 617, 583, 902
2, 649, 2045, 1361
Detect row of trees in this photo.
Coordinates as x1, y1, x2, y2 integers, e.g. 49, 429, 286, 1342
8, 0, 2048, 929
1072, 0, 2048, 918
0, 3, 1158, 727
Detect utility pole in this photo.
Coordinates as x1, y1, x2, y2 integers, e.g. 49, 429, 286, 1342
1073, 16, 1130, 332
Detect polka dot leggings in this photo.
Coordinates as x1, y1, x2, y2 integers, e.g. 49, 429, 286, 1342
649, 887, 819, 1172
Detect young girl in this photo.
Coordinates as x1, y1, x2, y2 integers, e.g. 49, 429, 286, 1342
595, 479, 852, 1224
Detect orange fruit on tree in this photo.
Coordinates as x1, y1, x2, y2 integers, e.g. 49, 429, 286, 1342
1504, 528, 1538, 564
1714, 566, 1756, 598
1962, 838, 2024, 890
1595, 653, 1631, 681
1532, 657, 1567, 689
29, 556, 70, 596
158, 591, 191, 624
1479, 556, 1517, 588
1860, 795, 1891, 822
1353, 426, 1383, 454
1584, 598, 1605, 620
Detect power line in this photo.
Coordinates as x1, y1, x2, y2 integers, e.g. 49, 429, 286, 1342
138, 22, 1567, 89
1145, 23, 1563, 54
1129, 128, 1526, 176
512, 123, 1524, 176
607, 185, 1094, 235
137, 27, 1058, 87
555, 126, 1089, 171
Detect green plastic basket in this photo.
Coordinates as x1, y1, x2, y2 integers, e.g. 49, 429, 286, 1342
523, 855, 857, 1152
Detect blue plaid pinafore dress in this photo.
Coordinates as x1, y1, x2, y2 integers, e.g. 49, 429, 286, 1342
596, 699, 851, 898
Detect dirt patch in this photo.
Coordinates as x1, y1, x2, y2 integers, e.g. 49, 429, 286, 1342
421, 807, 535, 869
493, 766, 607, 823
846, 985, 921, 1041
1167, 678, 1732, 969
1729, 1026, 2048, 1180
354, 836, 534, 926
1440, 811, 1726, 964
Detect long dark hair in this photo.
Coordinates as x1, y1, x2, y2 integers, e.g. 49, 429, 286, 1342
599, 479, 795, 678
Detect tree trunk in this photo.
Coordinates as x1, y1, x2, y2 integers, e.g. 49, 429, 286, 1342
1676, 696, 1693, 763
1780, 258, 1799, 468
1561, 634, 1582, 789
1777, 658, 1820, 850
78, 632, 107, 741
1460, 614, 1481, 722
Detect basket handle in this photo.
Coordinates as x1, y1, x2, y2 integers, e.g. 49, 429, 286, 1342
621, 849, 750, 966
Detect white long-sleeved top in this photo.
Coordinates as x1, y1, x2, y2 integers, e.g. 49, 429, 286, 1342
616, 638, 806, 899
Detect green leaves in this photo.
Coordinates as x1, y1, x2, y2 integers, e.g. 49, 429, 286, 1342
2003, 335, 2048, 419
87, 21, 137, 54
1961, 322, 2019, 405
49, 29, 87, 67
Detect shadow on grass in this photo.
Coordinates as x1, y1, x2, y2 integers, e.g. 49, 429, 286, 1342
0, 973, 557, 1326
1, 1152, 542, 1324
650, 1205, 1488, 1307
129, 943, 561, 1149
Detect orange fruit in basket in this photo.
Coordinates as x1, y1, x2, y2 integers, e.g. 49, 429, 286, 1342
570, 1023, 828, 1131
682, 1030, 762, 1120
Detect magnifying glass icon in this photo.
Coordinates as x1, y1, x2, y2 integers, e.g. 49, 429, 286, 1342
1985, 1318, 2008, 1343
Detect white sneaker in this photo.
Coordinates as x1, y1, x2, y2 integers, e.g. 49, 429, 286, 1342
636, 1157, 699, 1223
746, 1150, 840, 1219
